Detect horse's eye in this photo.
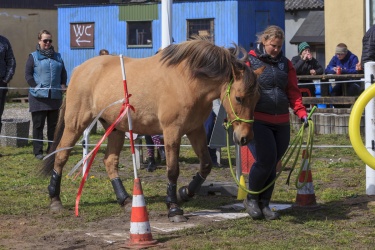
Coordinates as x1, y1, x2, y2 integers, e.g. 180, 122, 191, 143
235, 96, 242, 104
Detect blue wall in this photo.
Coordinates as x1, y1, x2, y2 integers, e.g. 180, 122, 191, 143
58, 1, 284, 83
172, 1, 238, 47
238, 0, 285, 52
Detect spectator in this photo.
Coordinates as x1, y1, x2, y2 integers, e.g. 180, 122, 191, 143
204, 99, 221, 167
143, 48, 166, 172
357, 24, 375, 72
25, 30, 67, 160
144, 135, 165, 172
244, 25, 307, 220
325, 43, 360, 96
0, 35, 16, 158
99, 49, 109, 56
291, 42, 324, 97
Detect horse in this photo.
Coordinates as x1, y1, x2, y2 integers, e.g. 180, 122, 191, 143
41, 38, 262, 222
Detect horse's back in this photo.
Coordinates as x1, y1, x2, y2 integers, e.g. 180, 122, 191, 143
65, 53, 213, 135
65, 55, 170, 133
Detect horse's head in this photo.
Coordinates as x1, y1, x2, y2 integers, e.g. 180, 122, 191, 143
221, 47, 263, 146
160, 39, 262, 145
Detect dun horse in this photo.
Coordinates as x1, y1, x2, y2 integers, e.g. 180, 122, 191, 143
42, 38, 262, 222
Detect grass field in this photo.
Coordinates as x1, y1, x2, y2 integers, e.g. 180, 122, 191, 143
1, 121, 375, 249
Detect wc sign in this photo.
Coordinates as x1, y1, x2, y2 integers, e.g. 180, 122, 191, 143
70, 22, 95, 48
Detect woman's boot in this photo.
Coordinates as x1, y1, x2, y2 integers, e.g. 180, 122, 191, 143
147, 157, 156, 172
243, 195, 263, 220
259, 199, 280, 220
158, 147, 166, 162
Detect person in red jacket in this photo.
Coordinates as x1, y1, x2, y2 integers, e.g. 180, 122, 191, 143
244, 25, 308, 220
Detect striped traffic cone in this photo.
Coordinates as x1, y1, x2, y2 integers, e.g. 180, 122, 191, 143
125, 178, 158, 248
292, 150, 320, 210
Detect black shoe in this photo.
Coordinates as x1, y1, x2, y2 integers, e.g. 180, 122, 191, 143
146, 157, 157, 172
158, 148, 166, 162
259, 200, 280, 220
243, 198, 263, 220
212, 162, 223, 168
35, 154, 44, 160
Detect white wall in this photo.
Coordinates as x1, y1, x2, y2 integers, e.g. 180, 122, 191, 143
284, 11, 308, 61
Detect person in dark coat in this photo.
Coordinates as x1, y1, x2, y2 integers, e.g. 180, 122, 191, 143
0, 34, 16, 158
244, 25, 308, 220
25, 30, 67, 160
291, 42, 324, 97
357, 24, 375, 72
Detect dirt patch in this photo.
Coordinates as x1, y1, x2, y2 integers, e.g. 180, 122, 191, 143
2, 195, 375, 249
0, 162, 241, 249
1, 123, 374, 249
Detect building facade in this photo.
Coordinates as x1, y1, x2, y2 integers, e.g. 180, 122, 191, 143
57, 0, 285, 82
324, 0, 365, 66
0, 0, 111, 95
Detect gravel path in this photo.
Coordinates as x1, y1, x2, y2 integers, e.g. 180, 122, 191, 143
2, 102, 104, 137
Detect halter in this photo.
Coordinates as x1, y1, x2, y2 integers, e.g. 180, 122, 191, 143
223, 78, 255, 130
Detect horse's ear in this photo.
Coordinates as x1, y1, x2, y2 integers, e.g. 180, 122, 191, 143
254, 66, 266, 77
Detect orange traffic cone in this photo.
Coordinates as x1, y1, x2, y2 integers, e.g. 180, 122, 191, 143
125, 178, 158, 248
293, 150, 320, 210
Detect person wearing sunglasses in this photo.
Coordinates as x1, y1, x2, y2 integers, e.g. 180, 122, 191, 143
24, 29, 67, 160
325, 43, 360, 98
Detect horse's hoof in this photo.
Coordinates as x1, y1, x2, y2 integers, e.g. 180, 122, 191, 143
168, 214, 188, 222
122, 197, 133, 213
50, 199, 63, 213
167, 205, 185, 222
177, 186, 190, 202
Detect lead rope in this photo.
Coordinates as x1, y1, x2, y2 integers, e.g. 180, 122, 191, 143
227, 106, 317, 195
74, 55, 133, 216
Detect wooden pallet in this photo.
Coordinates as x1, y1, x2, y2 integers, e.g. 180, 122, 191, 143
302, 96, 357, 105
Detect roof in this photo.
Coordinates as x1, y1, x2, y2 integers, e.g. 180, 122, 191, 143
0, 0, 324, 11
290, 11, 325, 44
285, 0, 324, 11
0, 0, 111, 9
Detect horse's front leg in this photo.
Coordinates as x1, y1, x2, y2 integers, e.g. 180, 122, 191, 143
162, 129, 186, 222
104, 130, 132, 209
178, 125, 212, 202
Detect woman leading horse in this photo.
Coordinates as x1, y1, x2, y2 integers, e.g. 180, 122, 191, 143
41, 38, 263, 222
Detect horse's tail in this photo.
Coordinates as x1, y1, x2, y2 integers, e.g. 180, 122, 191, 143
40, 98, 66, 177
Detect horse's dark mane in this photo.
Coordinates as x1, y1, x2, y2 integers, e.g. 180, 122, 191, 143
160, 38, 249, 83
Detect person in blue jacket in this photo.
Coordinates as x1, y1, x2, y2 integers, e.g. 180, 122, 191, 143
325, 43, 360, 96
25, 30, 67, 160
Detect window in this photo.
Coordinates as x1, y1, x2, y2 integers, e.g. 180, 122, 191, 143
127, 21, 152, 47
187, 19, 214, 42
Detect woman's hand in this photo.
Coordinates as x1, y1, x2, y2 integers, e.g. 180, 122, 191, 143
61, 84, 67, 92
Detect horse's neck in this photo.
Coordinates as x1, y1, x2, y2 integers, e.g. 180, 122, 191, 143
201, 81, 224, 102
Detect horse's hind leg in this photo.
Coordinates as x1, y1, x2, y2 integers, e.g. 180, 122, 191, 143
104, 129, 131, 208
49, 128, 83, 212
178, 125, 212, 202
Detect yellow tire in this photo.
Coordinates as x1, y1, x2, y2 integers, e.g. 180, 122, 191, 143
349, 83, 375, 169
